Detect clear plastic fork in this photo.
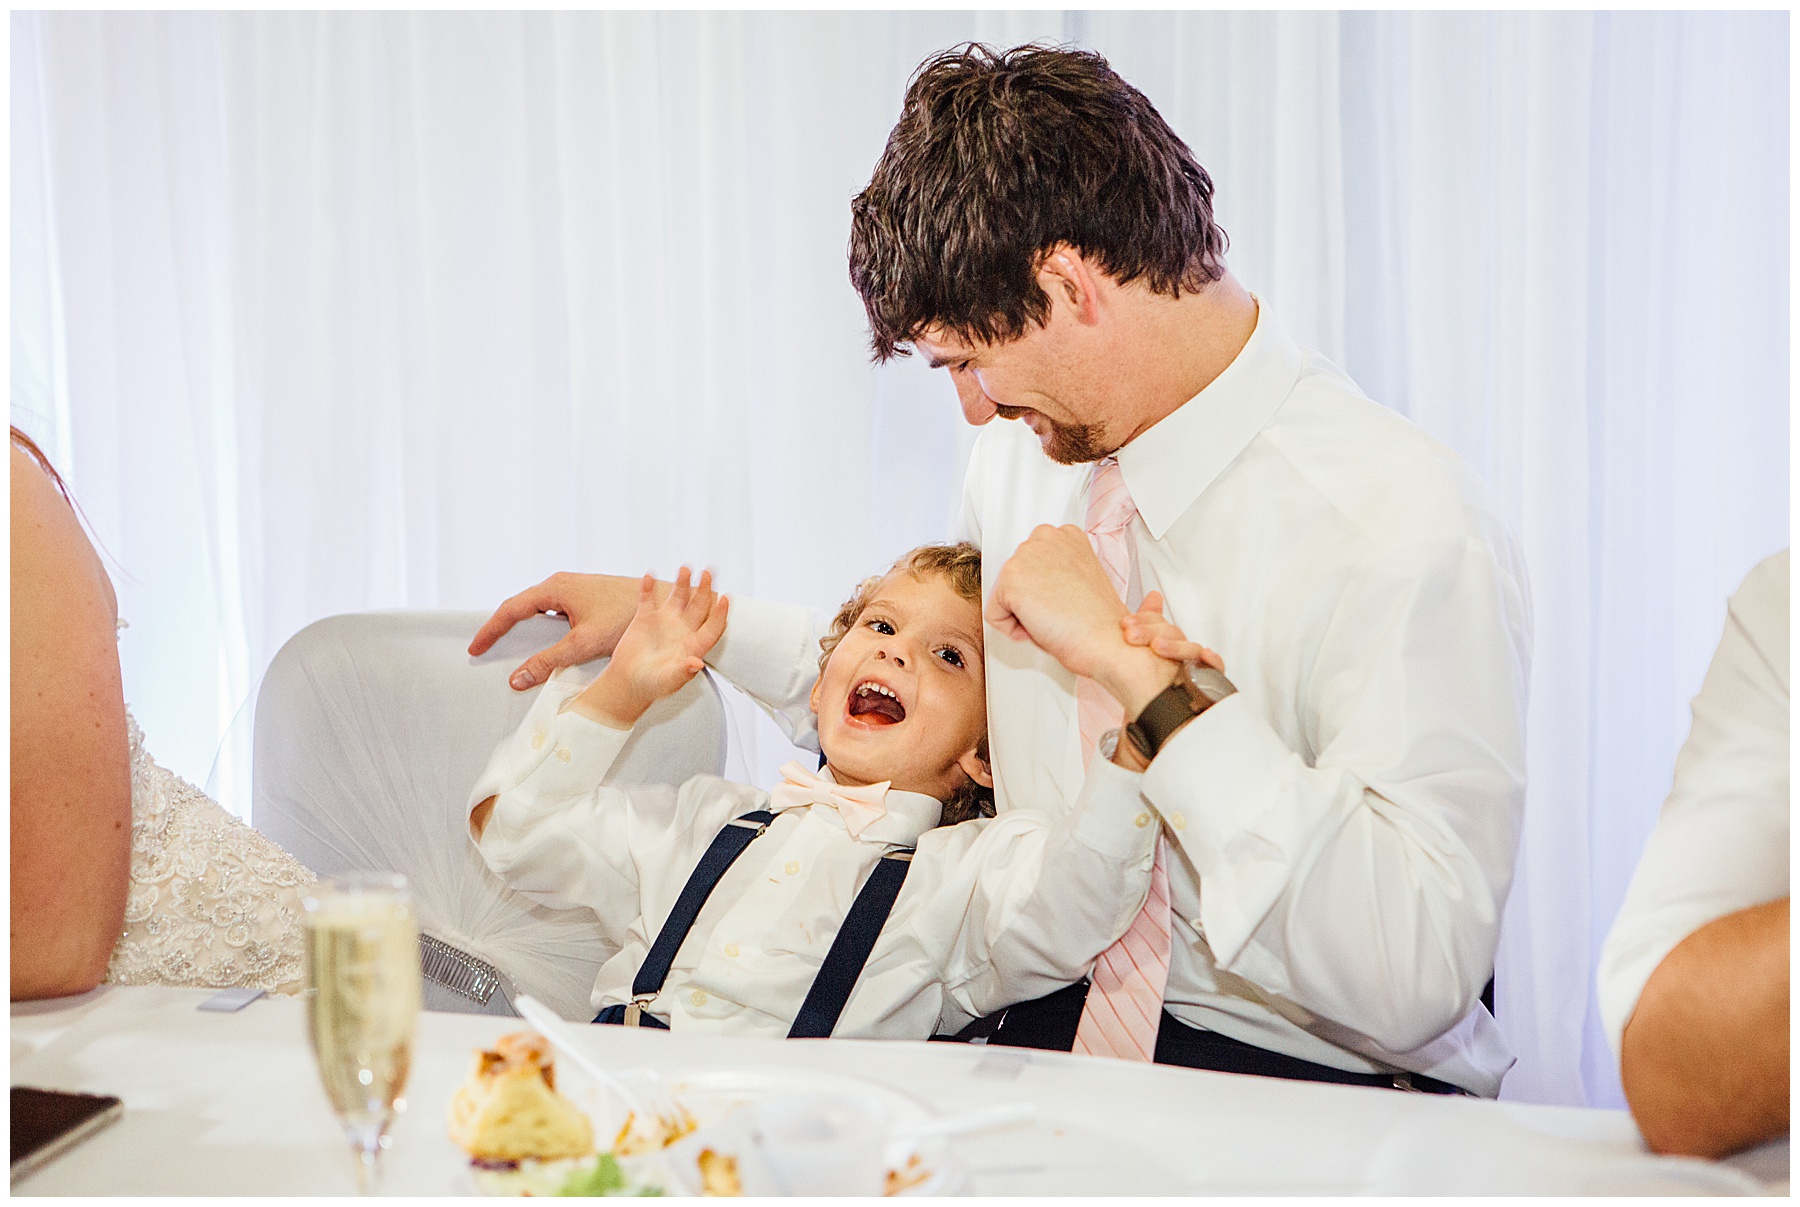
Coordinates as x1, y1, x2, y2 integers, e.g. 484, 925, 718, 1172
512, 994, 682, 1125
892, 1101, 1036, 1142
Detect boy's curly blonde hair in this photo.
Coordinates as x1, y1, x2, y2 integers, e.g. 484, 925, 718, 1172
817, 542, 993, 826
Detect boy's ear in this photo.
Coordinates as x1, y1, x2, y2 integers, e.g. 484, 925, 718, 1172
807, 673, 823, 717
956, 745, 994, 790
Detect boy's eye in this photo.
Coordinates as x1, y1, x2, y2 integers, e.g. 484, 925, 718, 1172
866, 618, 895, 636
935, 646, 965, 668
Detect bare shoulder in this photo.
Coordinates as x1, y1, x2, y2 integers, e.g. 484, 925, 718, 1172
11, 434, 128, 783
11, 443, 116, 619
9, 445, 134, 1000
12, 442, 64, 520
11, 440, 122, 734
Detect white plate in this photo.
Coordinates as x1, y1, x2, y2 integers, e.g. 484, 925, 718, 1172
467, 1064, 968, 1196
664, 1067, 967, 1195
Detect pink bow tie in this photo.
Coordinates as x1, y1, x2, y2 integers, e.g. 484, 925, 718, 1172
771, 761, 890, 840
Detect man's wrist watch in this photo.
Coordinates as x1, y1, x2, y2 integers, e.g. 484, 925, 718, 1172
1124, 662, 1236, 762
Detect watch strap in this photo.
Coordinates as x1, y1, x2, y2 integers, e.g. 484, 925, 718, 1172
1127, 666, 1236, 760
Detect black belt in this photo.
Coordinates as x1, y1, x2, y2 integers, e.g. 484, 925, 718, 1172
1154, 1010, 1464, 1094
941, 980, 1464, 1095
592, 808, 915, 1039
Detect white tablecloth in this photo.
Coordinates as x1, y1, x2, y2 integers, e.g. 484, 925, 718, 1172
10, 987, 1786, 1195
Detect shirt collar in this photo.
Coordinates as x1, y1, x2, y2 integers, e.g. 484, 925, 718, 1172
805, 765, 942, 845
1114, 295, 1304, 541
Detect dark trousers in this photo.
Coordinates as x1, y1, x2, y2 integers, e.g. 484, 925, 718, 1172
970, 982, 1463, 1095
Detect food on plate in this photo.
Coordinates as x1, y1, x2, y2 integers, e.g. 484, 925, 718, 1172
448, 1030, 596, 1161
884, 1151, 932, 1196
468, 1152, 662, 1197
453, 1060, 945, 1197
555, 1152, 638, 1196
696, 1149, 742, 1196
611, 1107, 700, 1157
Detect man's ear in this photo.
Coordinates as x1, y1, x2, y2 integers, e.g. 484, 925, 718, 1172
1036, 244, 1102, 327
956, 744, 995, 790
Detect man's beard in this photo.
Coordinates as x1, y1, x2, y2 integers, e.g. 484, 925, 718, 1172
997, 405, 1109, 465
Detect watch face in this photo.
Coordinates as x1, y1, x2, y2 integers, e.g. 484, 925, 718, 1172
1185, 663, 1236, 706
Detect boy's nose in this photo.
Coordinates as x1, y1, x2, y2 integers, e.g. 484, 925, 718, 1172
877, 649, 906, 669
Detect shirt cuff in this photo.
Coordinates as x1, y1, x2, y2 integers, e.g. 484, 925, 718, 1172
1071, 754, 1158, 862
1140, 692, 1333, 968
519, 707, 632, 798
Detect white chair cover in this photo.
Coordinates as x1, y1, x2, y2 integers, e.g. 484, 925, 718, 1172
252, 611, 727, 1021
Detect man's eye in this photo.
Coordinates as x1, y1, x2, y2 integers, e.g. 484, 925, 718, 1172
866, 619, 895, 635
935, 646, 965, 668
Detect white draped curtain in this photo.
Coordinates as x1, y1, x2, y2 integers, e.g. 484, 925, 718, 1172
12, 10, 1786, 1111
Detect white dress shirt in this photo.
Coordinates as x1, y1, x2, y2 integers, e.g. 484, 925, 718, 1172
469, 668, 1156, 1039
1597, 550, 1789, 1060
707, 300, 1531, 1094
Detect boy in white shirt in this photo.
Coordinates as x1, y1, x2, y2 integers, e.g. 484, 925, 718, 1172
469, 544, 1176, 1039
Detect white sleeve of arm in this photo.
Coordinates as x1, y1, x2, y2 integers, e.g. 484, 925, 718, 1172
1596, 551, 1790, 1060
702, 595, 827, 753
935, 756, 1158, 1018
1142, 533, 1531, 1054
466, 672, 662, 928
954, 438, 983, 548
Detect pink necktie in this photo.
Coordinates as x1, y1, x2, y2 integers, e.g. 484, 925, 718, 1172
771, 761, 891, 840
1071, 458, 1174, 1063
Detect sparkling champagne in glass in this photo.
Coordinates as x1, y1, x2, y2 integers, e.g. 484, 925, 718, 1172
302, 872, 421, 1193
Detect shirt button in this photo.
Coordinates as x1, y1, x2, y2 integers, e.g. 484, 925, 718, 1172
530, 732, 545, 750
555, 748, 572, 763
723, 943, 740, 958
1134, 813, 1151, 829
785, 860, 800, 876
690, 990, 708, 1007
1170, 812, 1187, 831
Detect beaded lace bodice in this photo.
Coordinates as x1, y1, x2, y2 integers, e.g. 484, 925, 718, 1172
103, 706, 316, 994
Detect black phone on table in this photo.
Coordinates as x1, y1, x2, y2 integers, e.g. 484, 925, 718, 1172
11, 1086, 123, 1182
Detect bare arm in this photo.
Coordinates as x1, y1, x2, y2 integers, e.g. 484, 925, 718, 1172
10, 446, 132, 999
1620, 897, 1789, 1158
470, 796, 498, 840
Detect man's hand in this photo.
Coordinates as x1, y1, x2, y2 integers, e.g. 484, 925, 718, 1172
469, 572, 671, 690
571, 568, 729, 729
986, 525, 1181, 717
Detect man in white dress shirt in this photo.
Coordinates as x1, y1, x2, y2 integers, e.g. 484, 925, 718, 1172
1597, 551, 1788, 1157
473, 44, 1530, 1095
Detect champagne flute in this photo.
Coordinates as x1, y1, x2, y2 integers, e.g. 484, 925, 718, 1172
301, 872, 421, 1194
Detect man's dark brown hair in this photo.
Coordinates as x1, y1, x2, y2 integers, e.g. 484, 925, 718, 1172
849, 42, 1229, 361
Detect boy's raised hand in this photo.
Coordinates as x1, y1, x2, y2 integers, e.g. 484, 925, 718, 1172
1119, 591, 1224, 672
569, 567, 729, 730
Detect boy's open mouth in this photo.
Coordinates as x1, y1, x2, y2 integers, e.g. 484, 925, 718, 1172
847, 680, 906, 725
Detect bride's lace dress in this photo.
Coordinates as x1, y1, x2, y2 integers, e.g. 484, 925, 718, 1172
103, 706, 316, 995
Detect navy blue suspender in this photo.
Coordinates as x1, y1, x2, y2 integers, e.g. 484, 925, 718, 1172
614, 808, 774, 1027
592, 810, 915, 1038
786, 849, 914, 1039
